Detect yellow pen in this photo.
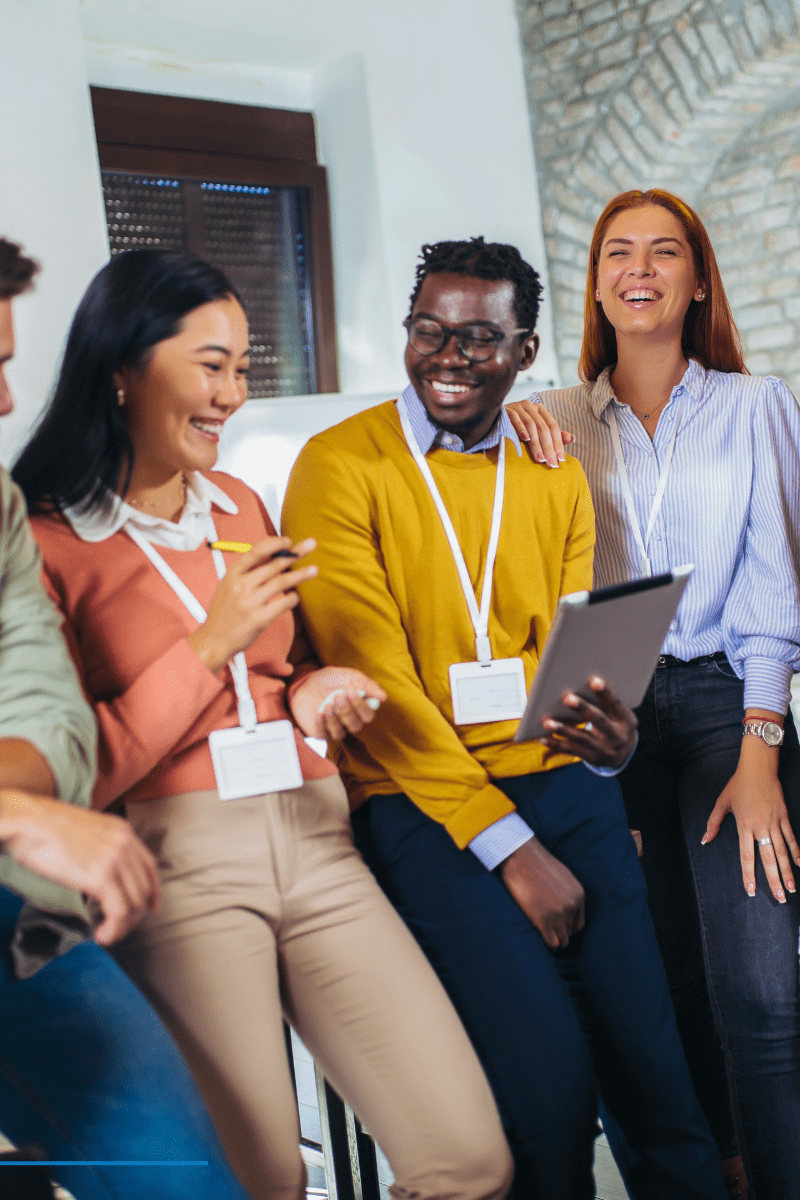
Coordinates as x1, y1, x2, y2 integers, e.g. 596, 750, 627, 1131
208, 541, 298, 560
208, 540, 252, 553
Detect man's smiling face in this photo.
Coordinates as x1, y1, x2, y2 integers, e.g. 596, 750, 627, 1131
404, 272, 538, 449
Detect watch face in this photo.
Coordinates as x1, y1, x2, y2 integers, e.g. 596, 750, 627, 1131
763, 722, 783, 747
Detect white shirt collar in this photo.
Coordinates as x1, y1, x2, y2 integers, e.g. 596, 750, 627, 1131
64, 472, 238, 551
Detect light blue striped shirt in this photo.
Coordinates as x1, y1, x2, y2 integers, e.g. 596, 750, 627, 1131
529, 360, 800, 714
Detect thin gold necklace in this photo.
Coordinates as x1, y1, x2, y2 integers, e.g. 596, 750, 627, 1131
127, 473, 188, 514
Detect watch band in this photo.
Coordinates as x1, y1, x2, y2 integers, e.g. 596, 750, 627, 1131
742, 719, 784, 747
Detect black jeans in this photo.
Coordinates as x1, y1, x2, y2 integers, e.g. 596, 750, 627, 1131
353, 765, 726, 1200
619, 658, 800, 1199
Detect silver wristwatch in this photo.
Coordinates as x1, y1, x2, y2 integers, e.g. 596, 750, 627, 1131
742, 720, 784, 747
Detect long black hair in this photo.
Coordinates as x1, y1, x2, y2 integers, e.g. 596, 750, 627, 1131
13, 250, 240, 516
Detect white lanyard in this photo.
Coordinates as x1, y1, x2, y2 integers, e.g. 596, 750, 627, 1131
608, 397, 683, 578
125, 520, 258, 731
397, 402, 505, 664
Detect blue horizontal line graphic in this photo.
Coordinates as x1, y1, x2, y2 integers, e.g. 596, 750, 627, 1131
0, 1161, 209, 1167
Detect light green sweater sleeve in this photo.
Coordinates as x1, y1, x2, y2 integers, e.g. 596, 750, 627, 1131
0, 469, 97, 917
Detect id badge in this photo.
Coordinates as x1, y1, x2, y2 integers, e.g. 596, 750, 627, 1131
208, 720, 303, 801
449, 658, 527, 726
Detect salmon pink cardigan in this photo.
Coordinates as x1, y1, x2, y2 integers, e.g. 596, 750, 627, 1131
30, 471, 335, 810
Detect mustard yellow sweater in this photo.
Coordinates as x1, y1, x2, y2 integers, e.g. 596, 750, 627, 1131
282, 400, 595, 848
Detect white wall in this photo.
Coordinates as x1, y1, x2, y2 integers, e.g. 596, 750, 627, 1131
0, 0, 109, 464
1, 0, 558, 462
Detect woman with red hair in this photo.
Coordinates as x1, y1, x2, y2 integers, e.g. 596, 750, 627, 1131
508, 189, 800, 1199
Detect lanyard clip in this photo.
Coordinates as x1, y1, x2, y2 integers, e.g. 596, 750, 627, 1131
476, 635, 492, 664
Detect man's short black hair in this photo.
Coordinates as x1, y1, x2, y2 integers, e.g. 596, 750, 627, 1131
0, 238, 39, 300
408, 237, 543, 333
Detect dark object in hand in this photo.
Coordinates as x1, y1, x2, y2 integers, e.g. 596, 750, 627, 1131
271, 549, 298, 560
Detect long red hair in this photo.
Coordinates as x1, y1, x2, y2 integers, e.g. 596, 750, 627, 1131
578, 189, 746, 382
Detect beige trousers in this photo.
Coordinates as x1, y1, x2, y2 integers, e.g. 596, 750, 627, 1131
115, 778, 512, 1200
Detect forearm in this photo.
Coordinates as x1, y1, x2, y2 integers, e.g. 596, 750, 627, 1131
0, 787, 53, 841
737, 711, 784, 778
0, 739, 56, 796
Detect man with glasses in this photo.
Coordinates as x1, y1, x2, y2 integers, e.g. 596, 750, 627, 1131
282, 238, 726, 1199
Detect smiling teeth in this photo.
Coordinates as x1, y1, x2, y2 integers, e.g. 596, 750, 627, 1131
430, 382, 471, 393
623, 291, 659, 301
192, 420, 221, 433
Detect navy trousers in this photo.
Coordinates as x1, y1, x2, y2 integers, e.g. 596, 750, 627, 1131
619, 660, 800, 1199
0, 886, 247, 1200
352, 764, 727, 1200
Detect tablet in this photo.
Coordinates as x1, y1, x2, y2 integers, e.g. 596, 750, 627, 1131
514, 565, 693, 743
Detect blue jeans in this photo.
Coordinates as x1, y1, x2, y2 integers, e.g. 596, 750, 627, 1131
352, 765, 726, 1200
619, 659, 800, 1199
0, 886, 248, 1200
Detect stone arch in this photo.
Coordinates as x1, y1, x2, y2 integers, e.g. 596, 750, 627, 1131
702, 87, 800, 388
517, 0, 800, 381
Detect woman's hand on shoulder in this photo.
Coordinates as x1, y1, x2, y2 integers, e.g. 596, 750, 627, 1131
188, 535, 318, 674
290, 666, 387, 741
504, 399, 575, 469
703, 741, 800, 901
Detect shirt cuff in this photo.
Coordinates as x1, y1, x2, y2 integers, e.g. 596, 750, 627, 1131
469, 813, 535, 871
742, 658, 793, 715
584, 731, 639, 777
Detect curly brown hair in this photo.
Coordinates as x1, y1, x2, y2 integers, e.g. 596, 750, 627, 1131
0, 238, 40, 299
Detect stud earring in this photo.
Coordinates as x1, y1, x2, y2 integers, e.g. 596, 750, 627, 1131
697, 292, 705, 301
595, 290, 601, 300
117, 388, 125, 406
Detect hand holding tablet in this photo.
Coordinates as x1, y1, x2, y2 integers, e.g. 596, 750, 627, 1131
515, 566, 694, 757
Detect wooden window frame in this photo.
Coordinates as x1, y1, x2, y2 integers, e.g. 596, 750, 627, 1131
91, 87, 338, 393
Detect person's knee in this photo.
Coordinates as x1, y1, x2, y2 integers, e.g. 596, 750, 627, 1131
447, 1122, 515, 1200
232, 1145, 306, 1200
472, 1132, 515, 1200
389, 1121, 513, 1200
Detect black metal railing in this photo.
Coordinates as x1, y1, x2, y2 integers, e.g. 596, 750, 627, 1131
286, 1024, 385, 1200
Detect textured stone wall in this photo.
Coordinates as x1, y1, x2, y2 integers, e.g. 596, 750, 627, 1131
516, 0, 800, 389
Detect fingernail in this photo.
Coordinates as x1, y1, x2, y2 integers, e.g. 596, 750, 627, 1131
366, 697, 381, 711
544, 719, 562, 730
777, 890, 786, 903
535, 451, 545, 462
548, 458, 558, 469
591, 676, 604, 688
564, 694, 579, 707
701, 833, 709, 845
558, 452, 565, 462
746, 883, 755, 896
786, 879, 796, 893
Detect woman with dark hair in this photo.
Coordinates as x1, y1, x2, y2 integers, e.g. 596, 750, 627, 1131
13, 250, 513, 1200
507, 190, 800, 1198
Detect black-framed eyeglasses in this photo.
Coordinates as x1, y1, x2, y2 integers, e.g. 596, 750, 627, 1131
403, 317, 532, 363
